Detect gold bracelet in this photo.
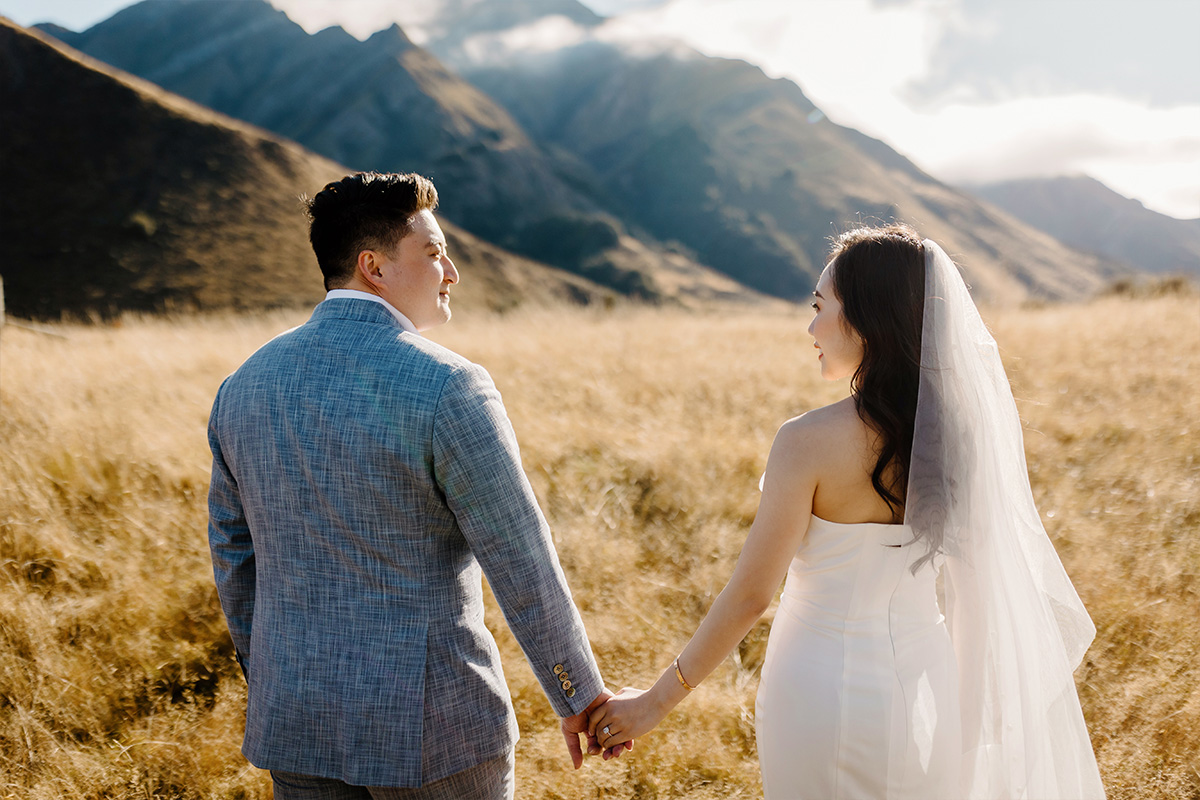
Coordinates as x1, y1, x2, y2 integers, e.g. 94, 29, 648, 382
673, 657, 696, 691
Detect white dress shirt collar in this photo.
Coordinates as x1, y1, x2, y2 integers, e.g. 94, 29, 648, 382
324, 289, 418, 335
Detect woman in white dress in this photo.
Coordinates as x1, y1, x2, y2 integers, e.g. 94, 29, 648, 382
588, 225, 1106, 799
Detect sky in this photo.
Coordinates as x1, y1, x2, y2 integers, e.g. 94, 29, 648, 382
4, 0, 1198, 220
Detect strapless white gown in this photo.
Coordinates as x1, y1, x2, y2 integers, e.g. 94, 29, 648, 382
756, 514, 962, 799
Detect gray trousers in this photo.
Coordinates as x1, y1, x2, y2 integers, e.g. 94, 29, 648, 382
271, 751, 515, 800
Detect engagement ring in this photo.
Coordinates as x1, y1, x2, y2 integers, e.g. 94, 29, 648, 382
602, 725, 611, 737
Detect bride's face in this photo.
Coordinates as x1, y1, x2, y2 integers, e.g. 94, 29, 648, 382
807, 263, 864, 381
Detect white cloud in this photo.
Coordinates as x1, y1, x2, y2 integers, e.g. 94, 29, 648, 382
580, 0, 666, 13
603, 0, 949, 124
270, 0, 1200, 218
909, 96, 1200, 182
267, 0, 439, 42
600, 0, 1200, 219
460, 15, 591, 64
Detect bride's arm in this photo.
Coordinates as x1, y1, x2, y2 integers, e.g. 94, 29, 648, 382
589, 417, 822, 747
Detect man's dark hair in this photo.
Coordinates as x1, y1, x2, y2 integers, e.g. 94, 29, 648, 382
304, 172, 439, 289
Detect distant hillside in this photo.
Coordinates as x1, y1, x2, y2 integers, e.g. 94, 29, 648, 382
0, 18, 614, 319
39, 0, 750, 303
967, 176, 1200, 276
36, 0, 1130, 305
39, 0, 594, 242
461, 40, 1121, 303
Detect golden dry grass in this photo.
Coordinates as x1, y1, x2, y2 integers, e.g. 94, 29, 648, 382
0, 293, 1196, 799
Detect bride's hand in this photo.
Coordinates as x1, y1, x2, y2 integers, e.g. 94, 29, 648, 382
588, 687, 663, 751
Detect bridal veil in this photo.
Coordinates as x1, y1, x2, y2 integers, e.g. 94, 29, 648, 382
904, 240, 1106, 799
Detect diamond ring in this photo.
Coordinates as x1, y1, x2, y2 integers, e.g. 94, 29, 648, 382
602, 725, 611, 737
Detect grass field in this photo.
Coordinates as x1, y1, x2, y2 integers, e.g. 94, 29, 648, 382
0, 291, 1196, 798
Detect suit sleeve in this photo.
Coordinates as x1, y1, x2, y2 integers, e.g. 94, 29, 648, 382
206, 380, 256, 677
432, 363, 604, 718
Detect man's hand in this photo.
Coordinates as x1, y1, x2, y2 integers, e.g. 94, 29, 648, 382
587, 686, 661, 752
562, 689, 633, 768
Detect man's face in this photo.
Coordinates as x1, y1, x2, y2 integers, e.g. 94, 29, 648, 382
375, 209, 459, 331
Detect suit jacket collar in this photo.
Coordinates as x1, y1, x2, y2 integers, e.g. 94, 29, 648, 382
308, 296, 411, 331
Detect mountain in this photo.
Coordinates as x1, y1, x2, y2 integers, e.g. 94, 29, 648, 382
39, 0, 591, 241
457, 39, 1121, 302
39, 0, 753, 303
966, 176, 1200, 277
0, 18, 614, 319
35, 0, 1128, 305
413, 0, 603, 63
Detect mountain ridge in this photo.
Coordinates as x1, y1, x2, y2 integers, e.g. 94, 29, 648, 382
0, 17, 624, 319
461, 40, 1121, 301
23, 0, 1146, 307
39, 0, 594, 240
37, 0, 751, 302
966, 175, 1200, 277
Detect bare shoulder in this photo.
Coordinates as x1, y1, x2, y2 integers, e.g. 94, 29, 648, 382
776, 397, 862, 451
761, 398, 857, 482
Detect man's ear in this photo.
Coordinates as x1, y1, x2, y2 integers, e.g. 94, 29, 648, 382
357, 249, 384, 287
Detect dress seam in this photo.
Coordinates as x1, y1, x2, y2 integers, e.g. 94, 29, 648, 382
833, 550, 857, 798
885, 551, 909, 798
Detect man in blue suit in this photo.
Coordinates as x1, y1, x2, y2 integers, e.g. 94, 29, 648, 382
207, 172, 621, 799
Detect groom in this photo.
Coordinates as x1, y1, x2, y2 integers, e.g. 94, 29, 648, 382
207, 172, 620, 799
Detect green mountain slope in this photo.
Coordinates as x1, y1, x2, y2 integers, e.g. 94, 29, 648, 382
41, 0, 753, 303
35, 0, 1130, 305
0, 18, 613, 319
464, 41, 1120, 302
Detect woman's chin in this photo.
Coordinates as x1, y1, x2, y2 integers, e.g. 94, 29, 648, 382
818, 365, 848, 382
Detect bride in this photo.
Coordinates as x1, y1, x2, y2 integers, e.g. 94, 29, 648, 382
588, 225, 1106, 799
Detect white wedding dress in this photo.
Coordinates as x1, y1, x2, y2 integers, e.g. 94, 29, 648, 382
756, 514, 961, 799
754, 239, 1105, 799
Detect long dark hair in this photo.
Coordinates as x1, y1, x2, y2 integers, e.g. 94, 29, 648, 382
827, 224, 926, 522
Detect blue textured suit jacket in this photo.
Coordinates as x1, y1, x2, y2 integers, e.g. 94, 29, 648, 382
207, 298, 603, 786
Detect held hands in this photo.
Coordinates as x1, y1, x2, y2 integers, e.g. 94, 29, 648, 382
565, 667, 687, 766
587, 687, 664, 752
562, 689, 634, 769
